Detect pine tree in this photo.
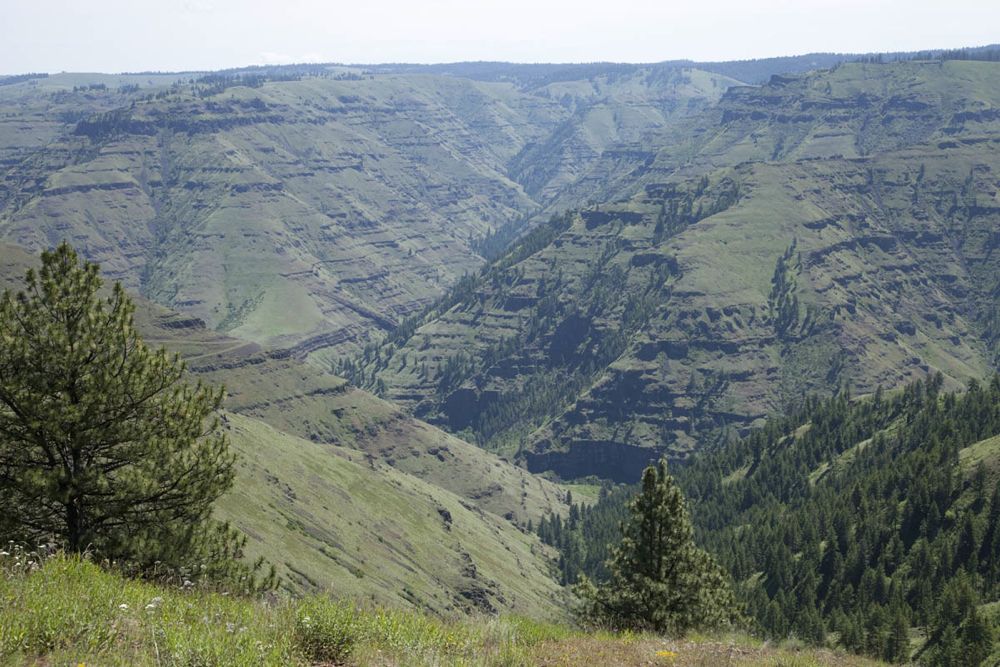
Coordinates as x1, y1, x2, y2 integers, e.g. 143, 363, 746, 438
925, 624, 961, 667
958, 607, 994, 667
980, 481, 1000, 583
884, 607, 910, 664
576, 460, 739, 633
0, 243, 267, 588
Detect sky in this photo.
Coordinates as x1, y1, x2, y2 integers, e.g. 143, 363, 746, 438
3, 0, 999, 74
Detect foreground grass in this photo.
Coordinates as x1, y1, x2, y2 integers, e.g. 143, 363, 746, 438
0, 552, 578, 666
0, 553, 882, 666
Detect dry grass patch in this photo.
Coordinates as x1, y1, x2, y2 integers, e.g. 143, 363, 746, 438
528, 634, 886, 667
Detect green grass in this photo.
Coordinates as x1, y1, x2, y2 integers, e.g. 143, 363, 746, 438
960, 434, 1000, 479
0, 553, 884, 667
558, 483, 603, 505
0, 553, 299, 666
0, 552, 568, 666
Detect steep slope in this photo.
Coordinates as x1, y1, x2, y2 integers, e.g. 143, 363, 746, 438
362, 59, 1000, 480
0, 242, 567, 615
687, 376, 1000, 663
144, 311, 568, 524
0, 74, 554, 359
219, 411, 564, 616
0, 241, 566, 523
504, 66, 743, 204
0, 72, 187, 176
0, 65, 739, 364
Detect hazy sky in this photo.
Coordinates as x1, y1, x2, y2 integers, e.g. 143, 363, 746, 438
3, 0, 999, 73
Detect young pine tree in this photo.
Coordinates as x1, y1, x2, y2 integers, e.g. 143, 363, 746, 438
0, 243, 269, 589
576, 460, 740, 634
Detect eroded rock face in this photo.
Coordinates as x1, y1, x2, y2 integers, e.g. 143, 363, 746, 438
1, 84, 549, 358
525, 439, 660, 483
0, 65, 738, 363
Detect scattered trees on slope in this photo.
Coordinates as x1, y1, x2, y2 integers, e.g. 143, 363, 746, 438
544, 375, 1000, 663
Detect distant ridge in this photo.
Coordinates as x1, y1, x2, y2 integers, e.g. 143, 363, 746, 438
5, 43, 999, 82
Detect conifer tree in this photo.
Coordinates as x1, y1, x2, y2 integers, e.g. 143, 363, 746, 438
885, 607, 910, 664
0, 243, 267, 588
958, 607, 994, 667
576, 460, 739, 633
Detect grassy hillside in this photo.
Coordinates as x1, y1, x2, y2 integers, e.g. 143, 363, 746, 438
357, 59, 1000, 480
0, 241, 566, 523
0, 554, 886, 666
218, 411, 564, 616
148, 312, 568, 525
